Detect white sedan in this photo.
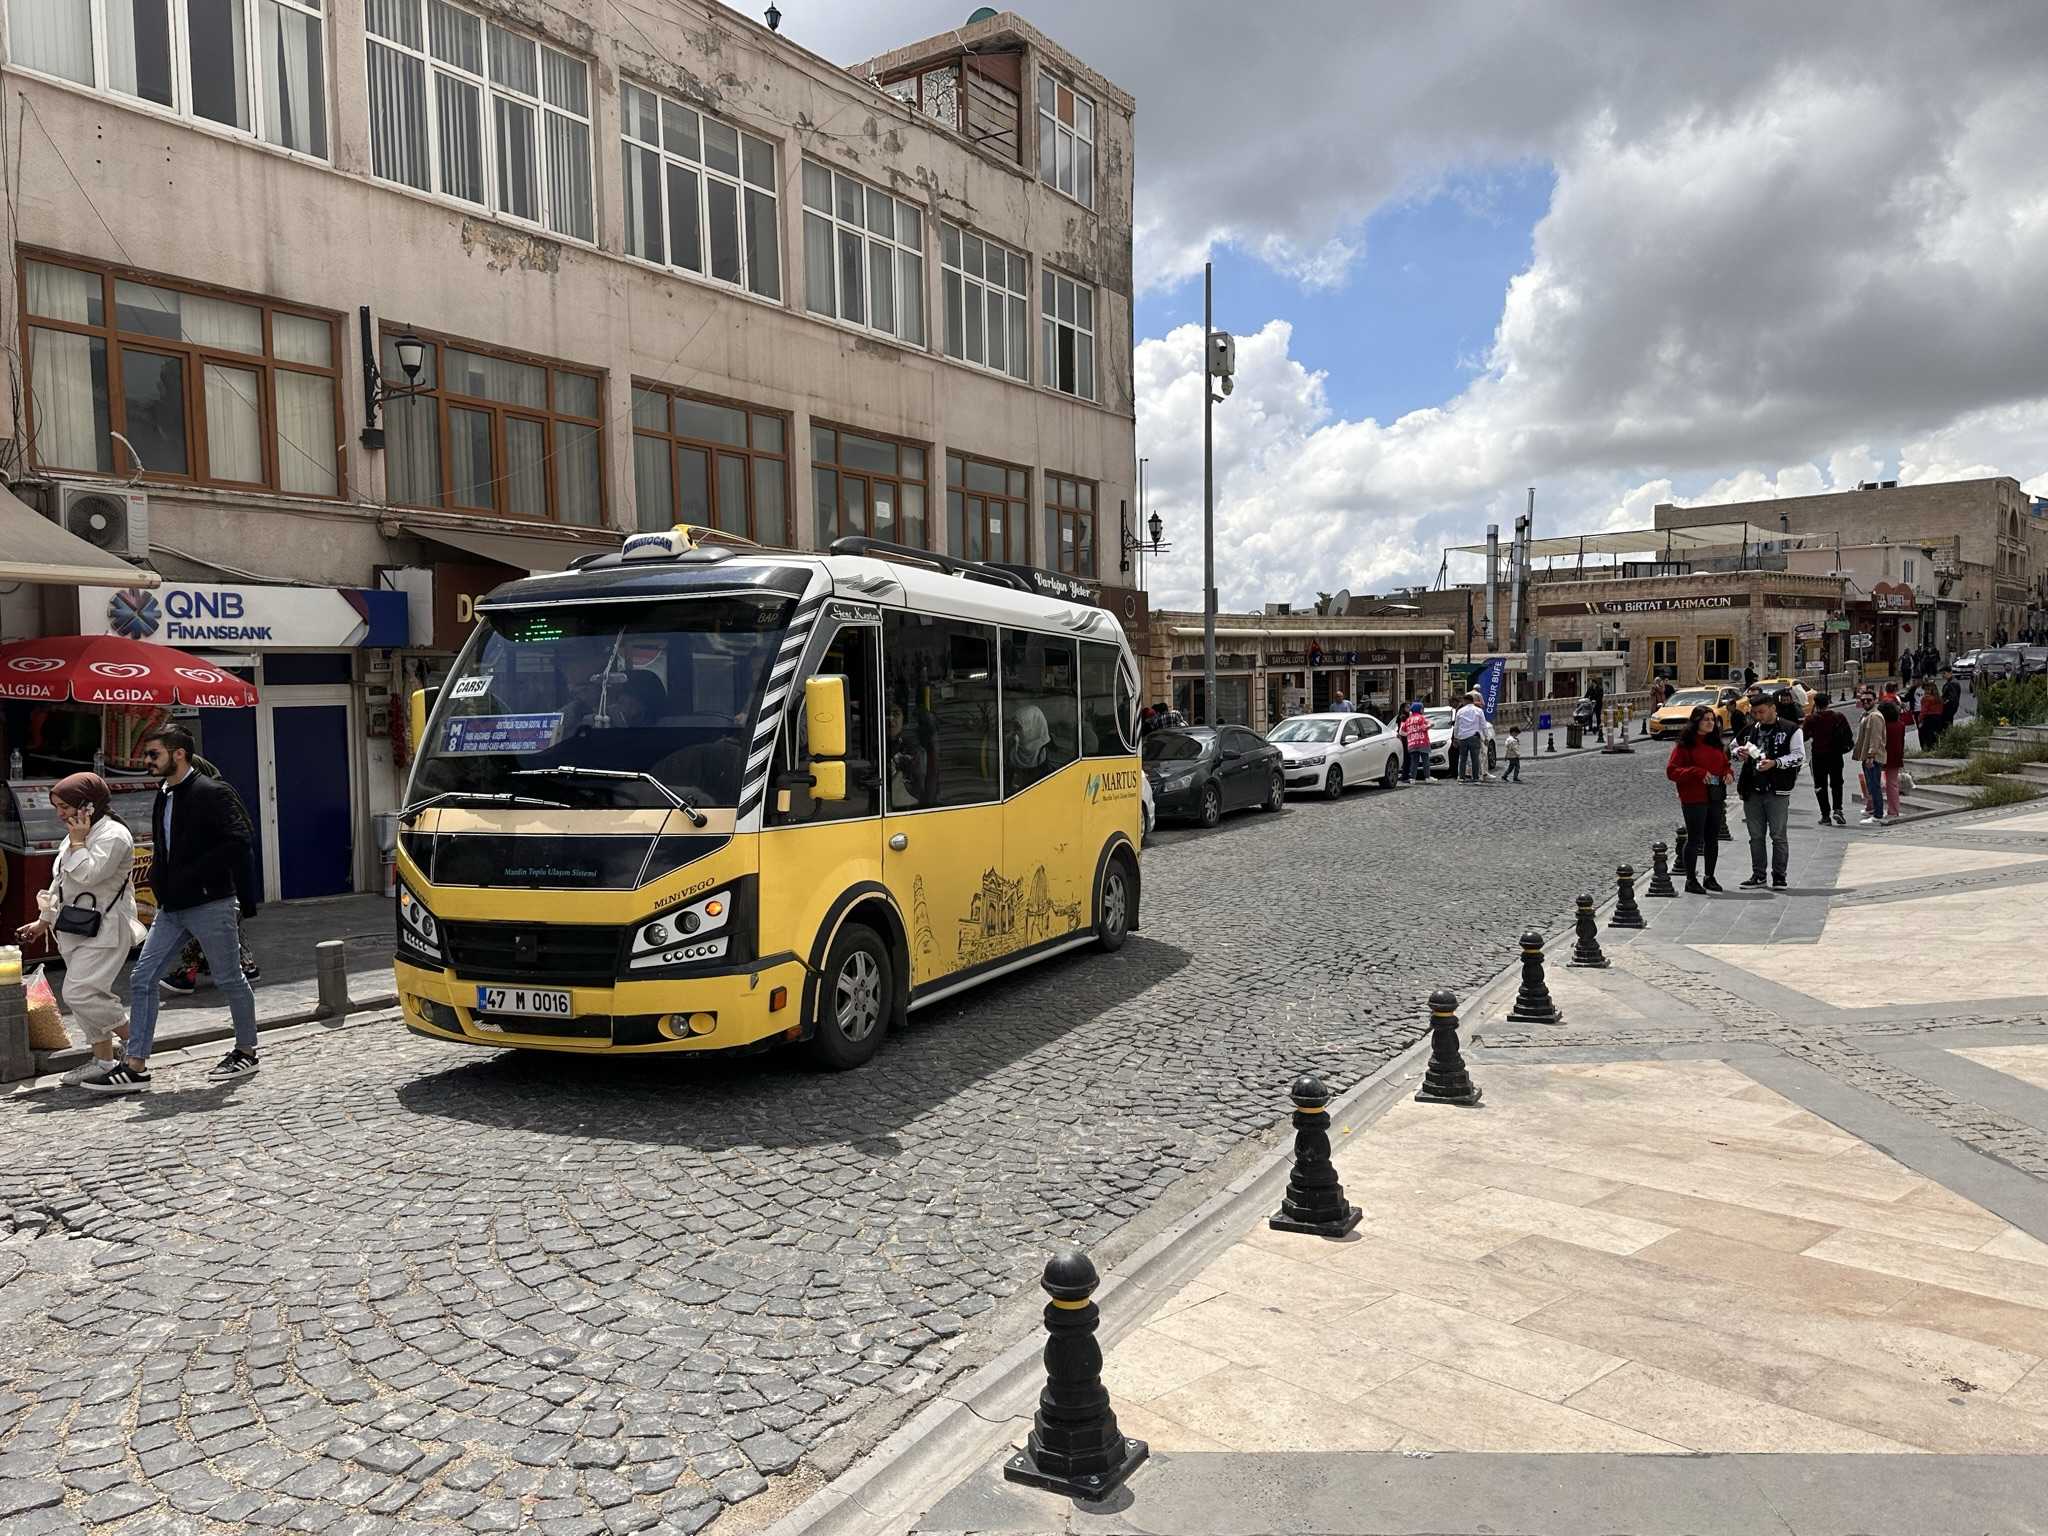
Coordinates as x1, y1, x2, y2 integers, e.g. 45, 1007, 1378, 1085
1426, 707, 1497, 776
1266, 712, 1406, 797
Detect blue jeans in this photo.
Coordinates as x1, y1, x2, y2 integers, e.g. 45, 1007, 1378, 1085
128, 897, 257, 1062
1403, 747, 1430, 781
1861, 760, 1886, 818
1456, 736, 1484, 780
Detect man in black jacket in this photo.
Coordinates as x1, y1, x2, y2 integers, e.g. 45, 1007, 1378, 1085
1737, 691, 1806, 890
1939, 668, 1962, 744
83, 725, 261, 1093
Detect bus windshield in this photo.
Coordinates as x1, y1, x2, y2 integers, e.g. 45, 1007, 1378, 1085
411, 594, 793, 810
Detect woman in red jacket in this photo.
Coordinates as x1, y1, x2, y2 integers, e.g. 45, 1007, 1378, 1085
1667, 705, 1732, 893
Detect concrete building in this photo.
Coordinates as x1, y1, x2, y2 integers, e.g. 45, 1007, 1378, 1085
0, 3, 1136, 901
1653, 477, 2045, 650
1144, 609, 1454, 730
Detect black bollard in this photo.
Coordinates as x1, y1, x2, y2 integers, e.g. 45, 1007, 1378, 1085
1609, 864, 1647, 929
1415, 990, 1483, 1106
1716, 794, 1733, 842
1645, 842, 1678, 898
1504, 930, 1563, 1024
1674, 820, 1689, 874
1546, 727, 1556, 754
1269, 1075, 1363, 1237
1567, 894, 1610, 968
1004, 1251, 1149, 1499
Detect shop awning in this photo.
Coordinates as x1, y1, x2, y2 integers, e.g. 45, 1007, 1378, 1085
0, 482, 161, 588
409, 523, 621, 573
1444, 522, 1786, 559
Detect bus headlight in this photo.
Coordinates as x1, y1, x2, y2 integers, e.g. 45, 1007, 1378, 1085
397, 882, 440, 962
631, 889, 732, 970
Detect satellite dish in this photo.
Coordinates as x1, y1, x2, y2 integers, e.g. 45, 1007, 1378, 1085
967, 5, 998, 20
1330, 588, 1352, 616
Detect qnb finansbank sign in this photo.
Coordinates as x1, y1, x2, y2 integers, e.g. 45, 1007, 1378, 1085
82, 582, 408, 650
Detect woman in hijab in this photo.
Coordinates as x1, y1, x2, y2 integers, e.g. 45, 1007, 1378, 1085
13, 773, 144, 1084
1008, 703, 1052, 789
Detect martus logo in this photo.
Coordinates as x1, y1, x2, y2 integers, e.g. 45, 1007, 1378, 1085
1089, 769, 1140, 802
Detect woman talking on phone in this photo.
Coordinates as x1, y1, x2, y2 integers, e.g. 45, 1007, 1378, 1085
12, 773, 144, 1083
1666, 705, 1731, 894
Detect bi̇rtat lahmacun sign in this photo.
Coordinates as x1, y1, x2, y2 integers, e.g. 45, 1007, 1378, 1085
84, 583, 406, 649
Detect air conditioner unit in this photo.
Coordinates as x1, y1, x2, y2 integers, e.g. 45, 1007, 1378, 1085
57, 482, 150, 560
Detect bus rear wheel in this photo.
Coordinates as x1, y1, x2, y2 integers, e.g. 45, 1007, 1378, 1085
808, 924, 892, 1071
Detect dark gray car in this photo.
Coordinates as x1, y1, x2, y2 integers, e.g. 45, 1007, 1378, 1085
1142, 726, 1285, 827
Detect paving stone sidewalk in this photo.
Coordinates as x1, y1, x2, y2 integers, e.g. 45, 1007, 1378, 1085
916, 797, 2048, 1535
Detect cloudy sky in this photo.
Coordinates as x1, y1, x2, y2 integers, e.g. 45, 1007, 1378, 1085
748, 0, 2048, 609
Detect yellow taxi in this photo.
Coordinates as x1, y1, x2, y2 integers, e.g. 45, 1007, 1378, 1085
1648, 685, 1743, 738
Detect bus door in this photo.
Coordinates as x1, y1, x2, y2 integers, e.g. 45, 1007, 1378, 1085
880, 611, 1005, 991
999, 629, 1088, 954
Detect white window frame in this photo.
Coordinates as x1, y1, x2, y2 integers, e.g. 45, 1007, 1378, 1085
363, 0, 594, 243
801, 160, 927, 349
1041, 269, 1096, 403
7, 0, 330, 161
620, 81, 781, 301
1036, 71, 1095, 209
940, 221, 1028, 382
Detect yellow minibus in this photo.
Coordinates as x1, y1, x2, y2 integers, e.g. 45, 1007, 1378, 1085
393, 529, 1144, 1068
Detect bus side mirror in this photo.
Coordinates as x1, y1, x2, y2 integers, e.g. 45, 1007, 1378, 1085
810, 761, 847, 802
410, 687, 437, 751
805, 676, 847, 759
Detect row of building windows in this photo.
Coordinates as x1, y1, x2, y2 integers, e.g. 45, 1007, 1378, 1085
16, 252, 1105, 574
9, 3, 1103, 398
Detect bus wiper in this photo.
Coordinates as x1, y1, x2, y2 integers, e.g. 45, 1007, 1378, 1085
510, 766, 709, 827
398, 790, 570, 825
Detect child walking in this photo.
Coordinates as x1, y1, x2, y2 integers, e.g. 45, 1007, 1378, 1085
1502, 726, 1523, 782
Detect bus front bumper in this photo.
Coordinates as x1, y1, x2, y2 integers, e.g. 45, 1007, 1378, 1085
394, 954, 811, 1054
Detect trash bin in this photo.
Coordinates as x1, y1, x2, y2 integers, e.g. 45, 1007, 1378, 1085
373, 811, 401, 898
1566, 724, 1583, 749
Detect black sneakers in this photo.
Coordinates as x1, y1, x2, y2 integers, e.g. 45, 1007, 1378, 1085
1702, 876, 1724, 892
79, 1062, 151, 1094
1740, 874, 1768, 889
158, 970, 198, 997
1684, 877, 1706, 894
206, 1050, 261, 1082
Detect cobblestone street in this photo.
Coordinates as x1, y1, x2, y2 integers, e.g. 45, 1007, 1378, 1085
0, 750, 1683, 1536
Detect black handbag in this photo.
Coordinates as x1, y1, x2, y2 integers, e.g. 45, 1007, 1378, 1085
53, 890, 104, 939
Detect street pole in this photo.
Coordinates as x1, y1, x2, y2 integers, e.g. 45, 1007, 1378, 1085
1137, 456, 1148, 590
1203, 261, 1217, 726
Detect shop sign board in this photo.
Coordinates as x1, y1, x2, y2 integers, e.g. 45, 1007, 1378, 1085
82, 582, 406, 650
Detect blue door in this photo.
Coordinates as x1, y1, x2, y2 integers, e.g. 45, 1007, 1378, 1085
274, 704, 353, 899
197, 706, 264, 899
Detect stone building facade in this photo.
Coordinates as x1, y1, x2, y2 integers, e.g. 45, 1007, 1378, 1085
0, 3, 1135, 899
1653, 478, 2046, 648
1144, 610, 1454, 730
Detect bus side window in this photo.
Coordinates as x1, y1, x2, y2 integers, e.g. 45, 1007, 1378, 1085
1001, 630, 1079, 791
1080, 642, 1127, 756
883, 612, 999, 809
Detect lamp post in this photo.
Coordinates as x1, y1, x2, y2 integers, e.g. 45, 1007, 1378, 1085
1203, 263, 1235, 725
1120, 505, 1169, 577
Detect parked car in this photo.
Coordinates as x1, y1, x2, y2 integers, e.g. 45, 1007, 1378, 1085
1266, 712, 1405, 798
1424, 707, 1497, 775
1140, 773, 1155, 839
2019, 646, 2048, 678
1952, 650, 1979, 680
1976, 647, 2026, 683
1141, 726, 1285, 827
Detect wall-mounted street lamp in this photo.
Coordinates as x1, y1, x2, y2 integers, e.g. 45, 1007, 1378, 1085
764, 3, 781, 31
1120, 505, 1169, 575
358, 306, 431, 450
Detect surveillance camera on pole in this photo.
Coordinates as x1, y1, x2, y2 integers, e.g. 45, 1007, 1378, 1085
1208, 332, 1236, 398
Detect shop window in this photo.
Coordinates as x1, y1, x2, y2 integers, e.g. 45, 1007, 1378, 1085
1001, 629, 1078, 792
941, 223, 1028, 380
1045, 473, 1096, 578
801, 160, 926, 346
947, 453, 1028, 563
813, 425, 928, 549
1649, 636, 1679, 680
621, 82, 779, 300
382, 329, 603, 523
1700, 635, 1734, 682
20, 253, 343, 495
365, 0, 594, 240
881, 612, 999, 808
631, 385, 788, 542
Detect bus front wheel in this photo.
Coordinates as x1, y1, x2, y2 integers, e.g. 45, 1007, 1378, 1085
808, 924, 892, 1071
